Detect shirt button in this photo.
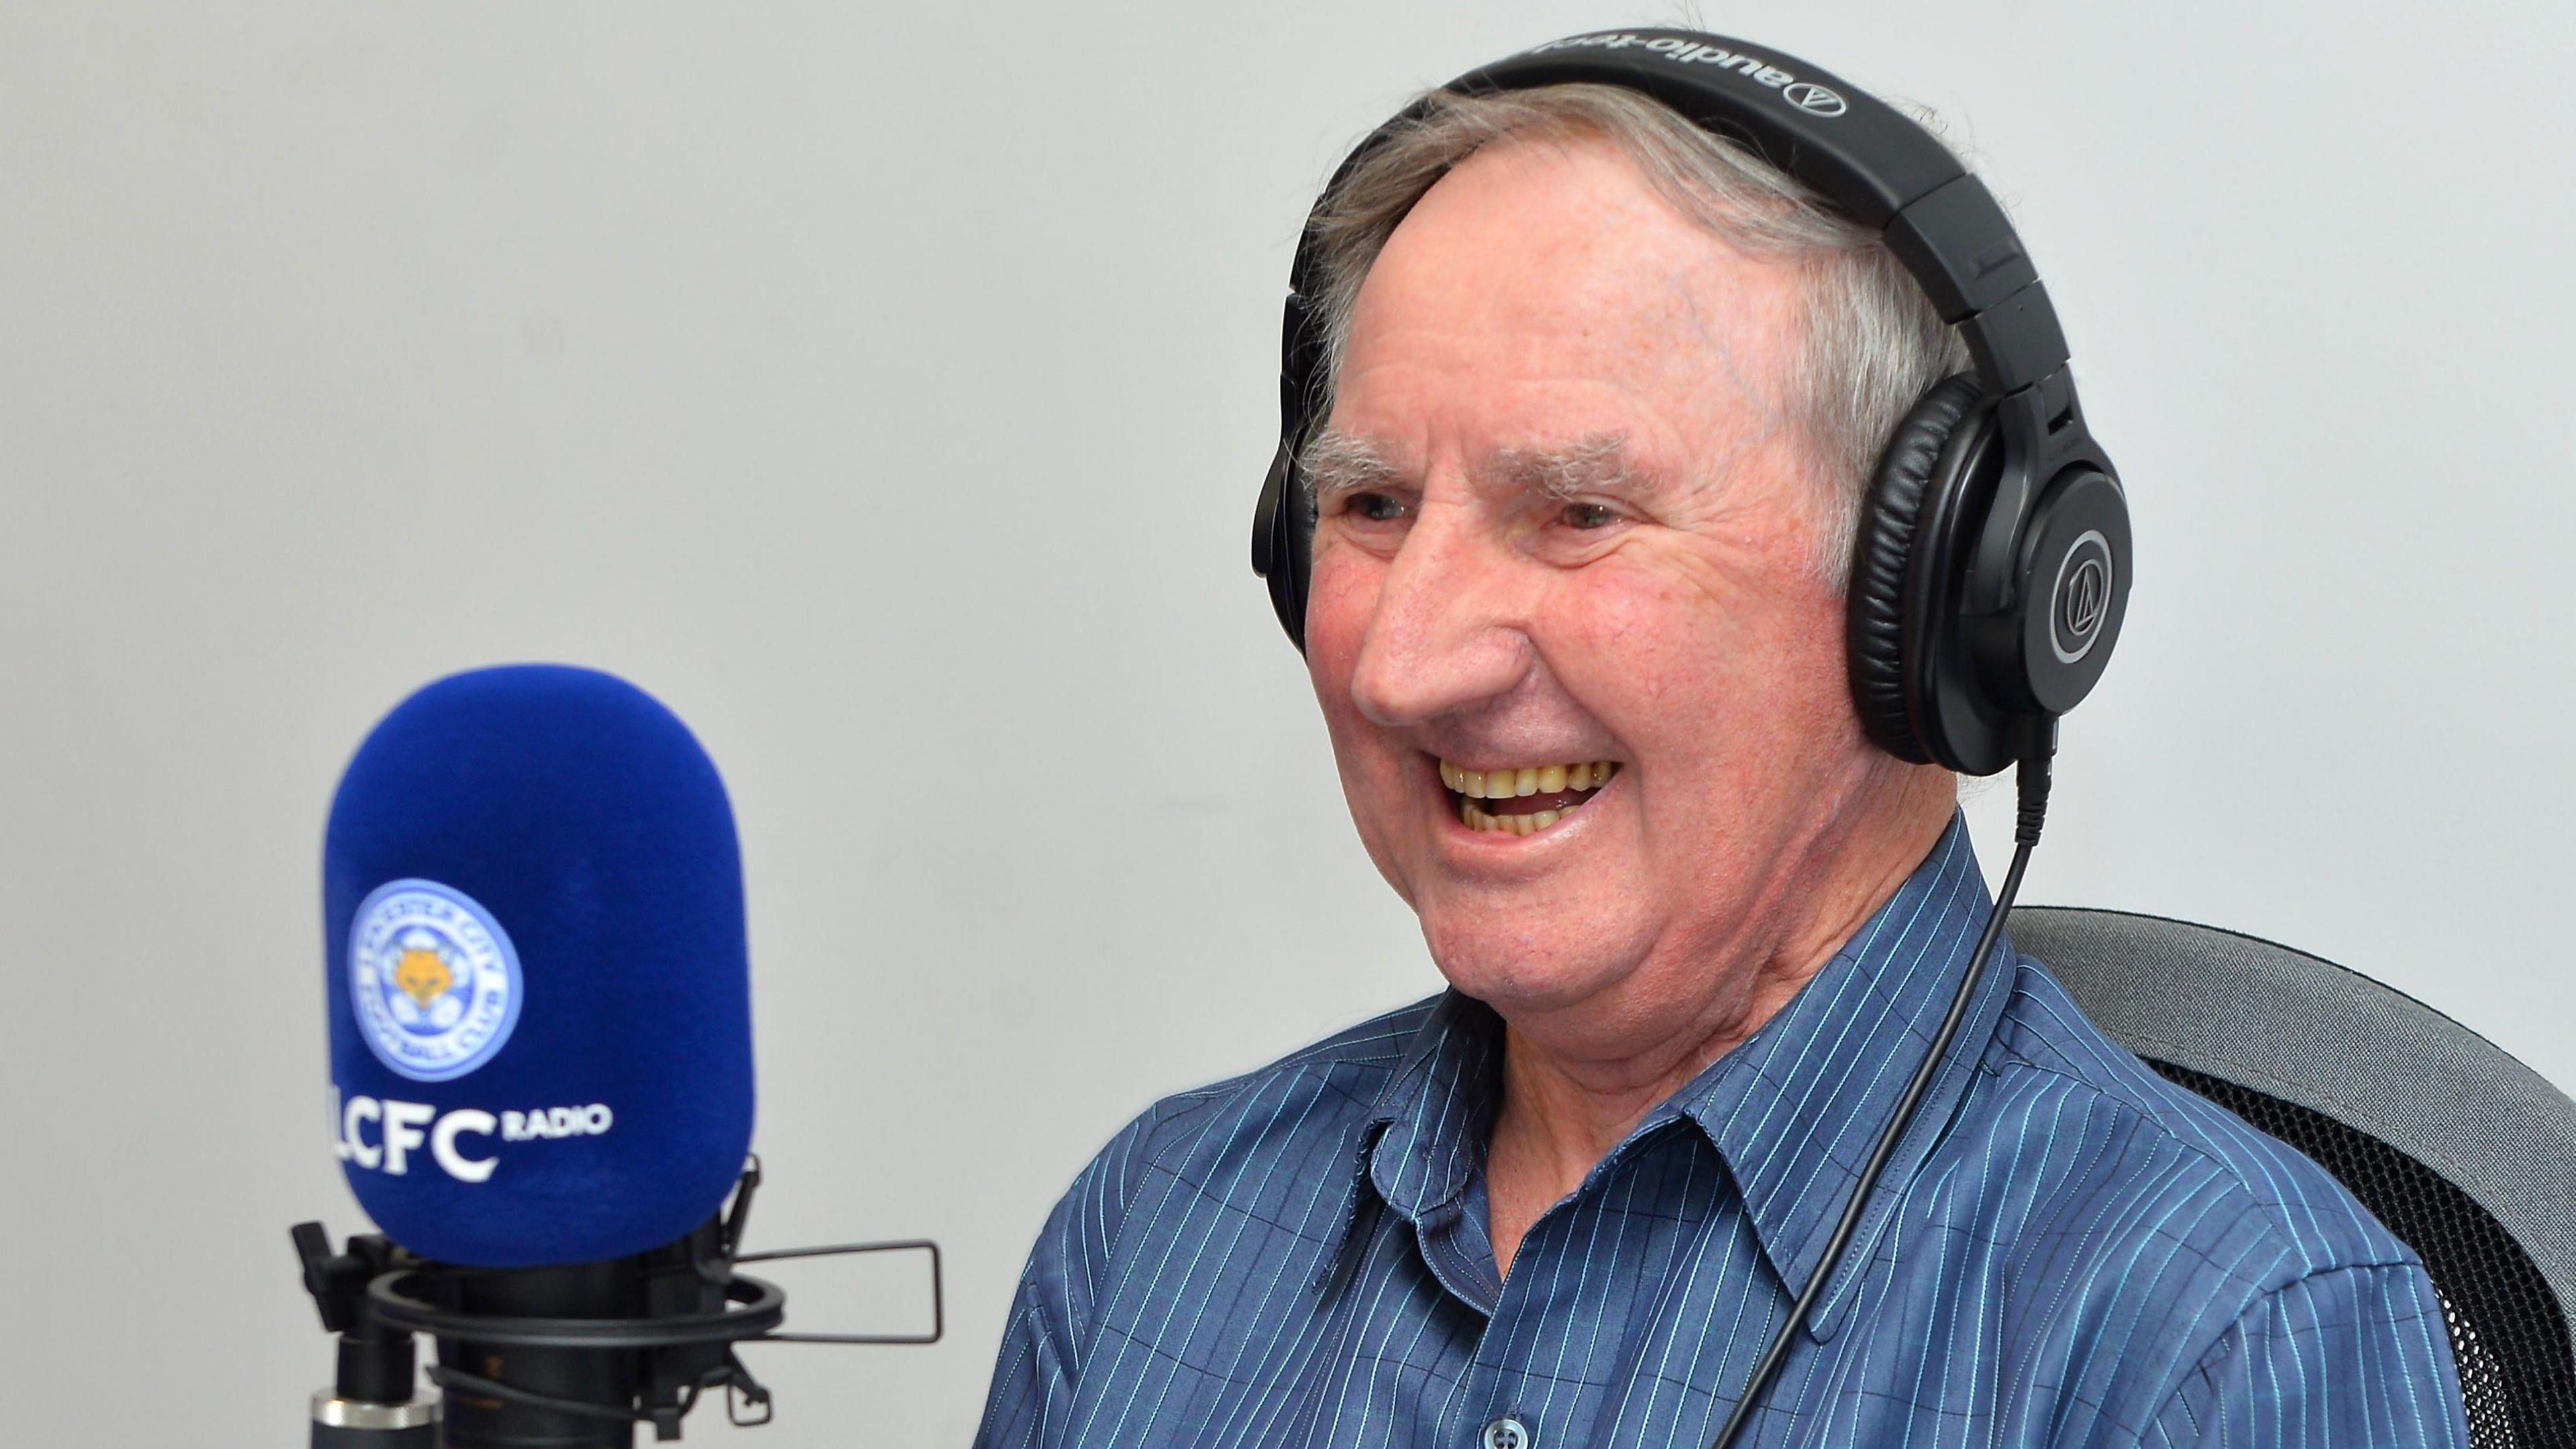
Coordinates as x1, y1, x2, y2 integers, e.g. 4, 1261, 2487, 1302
1482, 1417, 1532, 1449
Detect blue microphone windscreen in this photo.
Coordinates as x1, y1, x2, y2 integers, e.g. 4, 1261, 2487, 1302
323, 665, 755, 1267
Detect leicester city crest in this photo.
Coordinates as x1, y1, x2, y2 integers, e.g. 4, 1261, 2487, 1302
349, 879, 523, 1082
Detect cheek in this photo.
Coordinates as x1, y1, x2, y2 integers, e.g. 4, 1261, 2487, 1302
1536, 549, 1739, 710
1301, 542, 1376, 686
1539, 543, 1856, 757
1302, 546, 1403, 780
1301, 546, 1429, 900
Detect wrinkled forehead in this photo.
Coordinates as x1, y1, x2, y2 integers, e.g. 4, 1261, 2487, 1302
1334, 136, 1807, 465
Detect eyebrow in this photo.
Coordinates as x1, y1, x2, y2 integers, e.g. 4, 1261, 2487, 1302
1300, 428, 1648, 504
1491, 433, 1641, 501
1298, 427, 1405, 505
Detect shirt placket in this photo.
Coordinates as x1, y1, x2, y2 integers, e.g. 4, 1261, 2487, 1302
1434, 1120, 1698, 1449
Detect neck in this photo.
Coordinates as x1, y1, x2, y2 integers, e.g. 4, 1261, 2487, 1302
1482, 769, 1953, 1273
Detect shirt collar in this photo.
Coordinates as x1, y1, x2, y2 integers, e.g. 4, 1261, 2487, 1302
1358, 990, 1503, 1224
1326, 816, 2014, 1340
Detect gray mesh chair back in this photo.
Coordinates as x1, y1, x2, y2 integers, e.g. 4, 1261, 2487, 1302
2010, 907, 2576, 1448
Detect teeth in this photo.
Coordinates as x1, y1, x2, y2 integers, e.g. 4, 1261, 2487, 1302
1438, 758, 1617, 800
1448, 759, 1619, 837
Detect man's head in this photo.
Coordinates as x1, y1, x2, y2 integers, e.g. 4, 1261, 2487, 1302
1297, 85, 1967, 1028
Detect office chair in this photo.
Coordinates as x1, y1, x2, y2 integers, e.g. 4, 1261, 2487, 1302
2011, 906, 2576, 1448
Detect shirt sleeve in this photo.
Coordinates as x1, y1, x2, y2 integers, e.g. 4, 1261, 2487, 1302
971, 1098, 1193, 1449
971, 1259, 1077, 1449
2143, 1261, 2472, 1449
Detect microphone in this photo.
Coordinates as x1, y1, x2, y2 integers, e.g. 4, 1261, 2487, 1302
323, 664, 754, 1268
290, 665, 939, 1448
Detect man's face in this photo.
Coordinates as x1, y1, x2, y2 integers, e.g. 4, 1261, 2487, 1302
1305, 136, 1902, 1021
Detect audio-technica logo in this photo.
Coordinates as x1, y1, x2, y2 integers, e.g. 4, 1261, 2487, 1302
2049, 531, 2114, 664
1782, 81, 1848, 117
1527, 32, 1847, 118
2063, 559, 2108, 636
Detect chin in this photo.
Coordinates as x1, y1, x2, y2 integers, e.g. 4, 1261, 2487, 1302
1417, 907, 1646, 1015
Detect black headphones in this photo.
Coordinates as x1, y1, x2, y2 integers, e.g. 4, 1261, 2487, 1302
1250, 28, 2131, 776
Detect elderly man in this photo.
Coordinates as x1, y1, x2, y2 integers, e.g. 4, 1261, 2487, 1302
977, 33, 2469, 1449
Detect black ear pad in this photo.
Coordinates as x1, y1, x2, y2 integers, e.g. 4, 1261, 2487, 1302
1254, 294, 1325, 653
1253, 437, 1307, 650
1846, 374, 1988, 765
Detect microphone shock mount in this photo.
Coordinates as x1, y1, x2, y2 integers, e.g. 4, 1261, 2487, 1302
291, 1159, 942, 1447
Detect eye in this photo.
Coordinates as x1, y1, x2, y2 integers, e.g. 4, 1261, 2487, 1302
1559, 501, 1621, 530
1346, 491, 1408, 523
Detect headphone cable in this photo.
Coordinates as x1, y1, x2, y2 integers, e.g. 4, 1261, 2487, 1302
1707, 729, 2054, 1449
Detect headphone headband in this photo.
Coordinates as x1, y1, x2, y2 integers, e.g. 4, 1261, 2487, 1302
1470, 32, 1959, 221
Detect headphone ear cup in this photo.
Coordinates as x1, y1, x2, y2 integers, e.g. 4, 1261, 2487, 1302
1255, 293, 1324, 654
1253, 438, 1308, 650
1847, 375, 1988, 765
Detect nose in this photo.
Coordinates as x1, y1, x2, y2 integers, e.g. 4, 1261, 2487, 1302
1344, 501, 1533, 729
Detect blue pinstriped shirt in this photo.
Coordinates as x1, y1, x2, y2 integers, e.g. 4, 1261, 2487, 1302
975, 822, 2471, 1448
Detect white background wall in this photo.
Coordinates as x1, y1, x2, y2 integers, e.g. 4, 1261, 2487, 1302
4, 2, 2571, 1444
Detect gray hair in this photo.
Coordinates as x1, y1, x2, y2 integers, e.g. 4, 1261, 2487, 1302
1300, 83, 1972, 586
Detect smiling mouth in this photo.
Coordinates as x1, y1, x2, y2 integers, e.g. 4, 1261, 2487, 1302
1439, 757, 1619, 837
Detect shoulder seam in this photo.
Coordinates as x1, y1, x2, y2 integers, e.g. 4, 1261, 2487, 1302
1974, 1041, 2404, 1269
2166, 1258, 2438, 1399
